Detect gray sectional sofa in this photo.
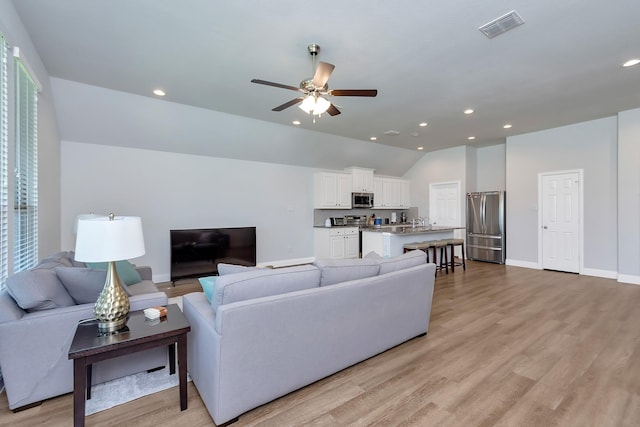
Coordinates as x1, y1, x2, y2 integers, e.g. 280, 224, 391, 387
0, 251, 168, 410
183, 249, 436, 425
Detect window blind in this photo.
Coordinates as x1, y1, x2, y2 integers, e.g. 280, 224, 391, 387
13, 54, 38, 273
0, 34, 8, 288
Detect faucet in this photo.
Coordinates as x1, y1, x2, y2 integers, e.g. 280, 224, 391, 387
412, 217, 428, 228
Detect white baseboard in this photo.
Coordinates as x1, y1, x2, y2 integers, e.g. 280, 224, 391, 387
618, 274, 640, 285
581, 268, 618, 279
154, 273, 171, 283
505, 259, 541, 269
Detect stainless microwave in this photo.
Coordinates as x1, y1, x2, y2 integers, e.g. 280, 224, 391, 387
352, 192, 374, 208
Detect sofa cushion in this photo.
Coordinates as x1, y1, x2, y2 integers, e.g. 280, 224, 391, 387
198, 276, 216, 302
313, 258, 381, 286
5, 268, 75, 311
55, 267, 133, 304
217, 263, 264, 276
212, 265, 320, 314
37, 251, 74, 268
377, 250, 427, 275
86, 260, 142, 285
126, 280, 157, 295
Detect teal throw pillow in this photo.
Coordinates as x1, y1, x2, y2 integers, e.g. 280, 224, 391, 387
198, 276, 216, 303
86, 260, 142, 285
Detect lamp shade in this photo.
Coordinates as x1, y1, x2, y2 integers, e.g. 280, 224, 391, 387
314, 96, 331, 115
72, 213, 106, 234
298, 95, 331, 116
74, 215, 145, 262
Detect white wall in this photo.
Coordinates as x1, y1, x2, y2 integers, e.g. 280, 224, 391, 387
404, 145, 469, 220
617, 108, 640, 283
0, 0, 61, 263
61, 141, 318, 282
476, 144, 506, 191
505, 117, 618, 275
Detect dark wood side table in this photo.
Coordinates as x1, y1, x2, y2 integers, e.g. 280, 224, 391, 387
68, 304, 190, 427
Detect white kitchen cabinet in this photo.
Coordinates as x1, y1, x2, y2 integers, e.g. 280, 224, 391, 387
373, 178, 384, 208
400, 180, 411, 208
315, 227, 359, 259
347, 167, 374, 192
314, 172, 352, 209
375, 177, 411, 209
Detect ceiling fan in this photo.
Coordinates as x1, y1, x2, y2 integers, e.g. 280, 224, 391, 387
251, 44, 377, 117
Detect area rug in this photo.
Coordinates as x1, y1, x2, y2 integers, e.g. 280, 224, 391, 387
85, 366, 191, 415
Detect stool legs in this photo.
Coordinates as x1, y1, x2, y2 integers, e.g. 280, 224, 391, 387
441, 245, 448, 274
446, 241, 466, 272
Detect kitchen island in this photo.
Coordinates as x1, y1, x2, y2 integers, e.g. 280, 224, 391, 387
361, 225, 464, 258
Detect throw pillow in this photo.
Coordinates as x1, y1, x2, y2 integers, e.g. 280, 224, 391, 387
6, 268, 76, 311
364, 251, 384, 260
55, 267, 133, 304
198, 276, 216, 303
86, 260, 142, 285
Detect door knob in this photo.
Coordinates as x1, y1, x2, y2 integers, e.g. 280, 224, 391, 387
543, 225, 548, 229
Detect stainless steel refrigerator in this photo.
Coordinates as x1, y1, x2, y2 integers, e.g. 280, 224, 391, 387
466, 191, 506, 264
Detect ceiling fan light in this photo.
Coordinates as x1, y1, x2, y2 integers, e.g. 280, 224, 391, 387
314, 96, 331, 115
299, 95, 315, 114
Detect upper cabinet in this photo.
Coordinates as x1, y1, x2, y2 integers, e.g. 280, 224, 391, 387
314, 172, 352, 209
346, 167, 374, 193
374, 177, 410, 209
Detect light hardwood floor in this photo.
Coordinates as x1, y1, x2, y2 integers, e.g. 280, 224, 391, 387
2, 261, 640, 426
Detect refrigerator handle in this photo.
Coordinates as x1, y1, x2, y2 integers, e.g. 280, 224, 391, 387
480, 194, 486, 234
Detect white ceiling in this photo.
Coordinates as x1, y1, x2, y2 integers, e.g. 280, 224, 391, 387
11, 0, 640, 154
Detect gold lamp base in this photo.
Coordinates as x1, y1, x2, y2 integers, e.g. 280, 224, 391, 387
94, 261, 130, 332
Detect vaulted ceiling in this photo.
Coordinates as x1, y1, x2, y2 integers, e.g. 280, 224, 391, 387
11, 0, 640, 156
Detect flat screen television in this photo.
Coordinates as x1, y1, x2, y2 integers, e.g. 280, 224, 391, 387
170, 227, 256, 282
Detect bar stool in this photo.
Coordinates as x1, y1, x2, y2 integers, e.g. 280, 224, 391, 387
428, 240, 449, 274
403, 242, 433, 263
445, 238, 466, 272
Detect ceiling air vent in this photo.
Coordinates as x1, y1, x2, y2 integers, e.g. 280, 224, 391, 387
479, 10, 524, 39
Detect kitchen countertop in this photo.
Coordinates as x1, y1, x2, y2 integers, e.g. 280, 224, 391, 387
361, 225, 464, 235
314, 224, 465, 235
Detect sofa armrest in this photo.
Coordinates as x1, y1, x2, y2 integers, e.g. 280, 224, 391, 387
0, 290, 167, 409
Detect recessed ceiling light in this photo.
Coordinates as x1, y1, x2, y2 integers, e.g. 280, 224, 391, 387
503, 124, 512, 129
468, 136, 476, 140
464, 109, 474, 115
153, 89, 166, 96
417, 146, 424, 150
622, 58, 640, 67
292, 120, 301, 125
419, 122, 428, 127
370, 137, 377, 141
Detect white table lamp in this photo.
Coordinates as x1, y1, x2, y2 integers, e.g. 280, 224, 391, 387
74, 213, 146, 332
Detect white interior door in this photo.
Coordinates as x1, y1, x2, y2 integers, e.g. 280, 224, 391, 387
541, 171, 581, 273
429, 181, 463, 256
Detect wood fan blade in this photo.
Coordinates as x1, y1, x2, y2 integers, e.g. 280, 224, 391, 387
330, 89, 378, 97
312, 62, 335, 88
327, 104, 341, 116
272, 97, 305, 111
251, 79, 301, 92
